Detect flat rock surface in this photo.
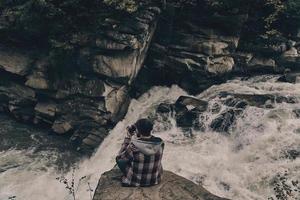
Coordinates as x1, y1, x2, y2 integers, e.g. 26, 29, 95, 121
93, 168, 229, 200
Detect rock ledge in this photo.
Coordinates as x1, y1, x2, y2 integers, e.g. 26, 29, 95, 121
93, 168, 229, 200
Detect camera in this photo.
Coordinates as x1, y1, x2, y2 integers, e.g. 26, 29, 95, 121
127, 125, 136, 135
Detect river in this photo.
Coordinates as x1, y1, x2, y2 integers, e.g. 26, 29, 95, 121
0, 75, 299, 200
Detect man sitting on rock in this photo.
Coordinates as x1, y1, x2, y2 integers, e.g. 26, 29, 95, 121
116, 118, 164, 187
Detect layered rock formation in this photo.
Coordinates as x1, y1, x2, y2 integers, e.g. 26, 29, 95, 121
132, 3, 300, 95
1, 1, 300, 151
93, 168, 229, 200
132, 4, 249, 95
0, 5, 160, 152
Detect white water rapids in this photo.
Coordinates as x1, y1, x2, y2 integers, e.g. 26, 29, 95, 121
0, 75, 300, 200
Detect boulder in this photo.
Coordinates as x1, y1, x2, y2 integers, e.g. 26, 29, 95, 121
283, 149, 300, 160
293, 109, 300, 118
282, 47, 299, 58
34, 102, 56, 124
247, 57, 276, 72
218, 92, 273, 107
92, 51, 140, 80
90, 7, 160, 83
173, 96, 208, 129
156, 103, 173, 114
175, 96, 208, 112
25, 58, 50, 90
93, 168, 229, 200
52, 119, 73, 134
26, 74, 50, 90
210, 109, 240, 133
277, 72, 300, 83
0, 46, 33, 76
0, 83, 36, 121
206, 56, 234, 74
105, 86, 131, 123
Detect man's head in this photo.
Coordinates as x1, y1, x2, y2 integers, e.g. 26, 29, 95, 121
135, 118, 153, 137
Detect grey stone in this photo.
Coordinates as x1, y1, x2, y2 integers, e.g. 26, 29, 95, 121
206, 56, 234, 74
0, 47, 33, 76
25, 58, 50, 90
105, 86, 131, 123
248, 57, 276, 68
34, 102, 57, 124
52, 119, 72, 134
55, 76, 105, 98
282, 47, 299, 58
93, 168, 229, 200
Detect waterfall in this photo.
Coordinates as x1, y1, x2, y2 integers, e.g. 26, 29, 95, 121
1, 75, 300, 200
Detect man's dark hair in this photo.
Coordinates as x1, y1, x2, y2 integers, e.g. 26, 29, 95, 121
135, 118, 153, 136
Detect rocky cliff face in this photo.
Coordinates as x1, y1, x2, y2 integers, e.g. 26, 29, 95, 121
0, 2, 300, 151
92, 168, 229, 200
132, 3, 300, 95
0, 5, 160, 152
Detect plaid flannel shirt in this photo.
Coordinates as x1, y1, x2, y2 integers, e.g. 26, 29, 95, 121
116, 134, 164, 187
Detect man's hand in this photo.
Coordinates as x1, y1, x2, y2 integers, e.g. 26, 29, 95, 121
126, 127, 134, 138
126, 125, 136, 137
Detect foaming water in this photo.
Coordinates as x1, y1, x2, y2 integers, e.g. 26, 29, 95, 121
1, 76, 300, 200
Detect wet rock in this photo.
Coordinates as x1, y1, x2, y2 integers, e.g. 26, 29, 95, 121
211, 103, 222, 114
230, 93, 274, 107
223, 93, 296, 107
105, 86, 131, 123
224, 97, 248, 109
277, 72, 300, 84
93, 168, 229, 200
156, 103, 172, 113
270, 171, 300, 200
283, 149, 300, 160
176, 110, 199, 128
293, 109, 300, 118
210, 109, 241, 133
175, 96, 208, 112
174, 96, 208, 129
275, 96, 297, 104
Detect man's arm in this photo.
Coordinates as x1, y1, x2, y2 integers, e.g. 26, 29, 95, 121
116, 130, 134, 162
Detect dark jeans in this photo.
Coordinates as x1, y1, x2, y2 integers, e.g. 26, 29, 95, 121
116, 159, 128, 176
